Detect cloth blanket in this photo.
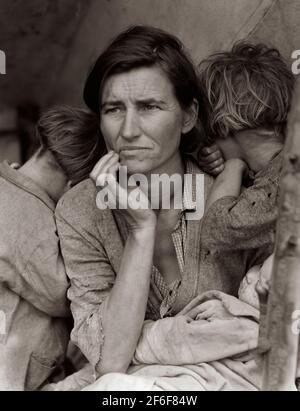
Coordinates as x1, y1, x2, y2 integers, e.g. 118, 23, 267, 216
83, 291, 263, 391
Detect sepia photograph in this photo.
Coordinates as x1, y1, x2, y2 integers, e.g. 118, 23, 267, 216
0, 0, 300, 393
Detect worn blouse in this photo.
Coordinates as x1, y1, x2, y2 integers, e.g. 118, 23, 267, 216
55, 155, 280, 369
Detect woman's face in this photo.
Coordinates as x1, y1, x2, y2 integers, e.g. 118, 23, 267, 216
100, 66, 197, 175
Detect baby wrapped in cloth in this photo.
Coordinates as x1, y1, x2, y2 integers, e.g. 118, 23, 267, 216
83, 258, 273, 391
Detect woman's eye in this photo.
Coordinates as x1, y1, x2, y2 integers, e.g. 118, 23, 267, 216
104, 107, 121, 114
141, 104, 160, 111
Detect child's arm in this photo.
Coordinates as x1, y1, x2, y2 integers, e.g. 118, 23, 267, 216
206, 158, 248, 212
201, 153, 281, 253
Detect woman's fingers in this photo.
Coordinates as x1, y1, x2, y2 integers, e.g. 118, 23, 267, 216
195, 311, 212, 320
184, 301, 213, 319
90, 151, 116, 181
91, 152, 156, 226
107, 162, 120, 180
100, 154, 119, 179
97, 163, 120, 189
90, 152, 120, 186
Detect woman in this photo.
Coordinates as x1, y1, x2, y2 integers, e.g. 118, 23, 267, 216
55, 26, 266, 390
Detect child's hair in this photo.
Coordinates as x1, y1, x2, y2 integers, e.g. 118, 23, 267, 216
36, 105, 106, 186
198, 42, 295, 140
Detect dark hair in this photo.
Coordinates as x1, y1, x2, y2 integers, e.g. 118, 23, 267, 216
198, 42, 295, 140
84, 25, 208, 151
37, 105, 106, 186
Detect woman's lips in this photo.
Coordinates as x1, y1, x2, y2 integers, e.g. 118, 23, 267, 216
120, 146, 150, 151
119, 146, 151, 155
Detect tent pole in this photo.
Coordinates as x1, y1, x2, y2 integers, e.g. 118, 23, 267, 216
261, 78, 300, 390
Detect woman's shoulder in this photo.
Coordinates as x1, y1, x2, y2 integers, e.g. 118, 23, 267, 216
55, 178, 112, 227
57, 178, 95, 209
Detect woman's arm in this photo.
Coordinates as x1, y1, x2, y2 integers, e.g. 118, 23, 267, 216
99, 225, 156, 375
133, 295, 259, 366
90, 151, 158, 375
57, 151, 157, 377
56, 195, 156, 377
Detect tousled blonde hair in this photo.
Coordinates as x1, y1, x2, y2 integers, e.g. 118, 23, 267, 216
198, 42, 295, 141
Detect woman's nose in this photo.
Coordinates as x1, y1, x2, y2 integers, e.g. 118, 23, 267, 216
120, 109, 140, 140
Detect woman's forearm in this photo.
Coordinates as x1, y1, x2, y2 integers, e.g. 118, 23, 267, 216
96, 225, 156, 375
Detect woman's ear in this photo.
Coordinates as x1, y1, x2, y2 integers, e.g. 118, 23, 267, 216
182, 98, 199, 134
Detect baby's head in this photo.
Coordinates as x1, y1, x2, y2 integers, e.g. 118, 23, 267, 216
198, 42, 294, 148
238, 254, 274, 308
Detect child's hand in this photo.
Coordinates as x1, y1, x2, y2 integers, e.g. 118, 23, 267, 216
197, 144, 225, 176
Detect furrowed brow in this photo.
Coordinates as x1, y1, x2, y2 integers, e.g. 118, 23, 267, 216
136, 98, 165, 105
101, 100, 123, 108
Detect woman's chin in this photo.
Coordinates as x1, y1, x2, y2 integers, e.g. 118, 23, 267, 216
120, 159, 152, 175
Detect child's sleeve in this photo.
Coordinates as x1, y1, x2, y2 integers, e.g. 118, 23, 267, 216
201, 177, 279, 251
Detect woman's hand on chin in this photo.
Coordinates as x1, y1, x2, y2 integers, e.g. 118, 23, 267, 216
90, 151, 157, 231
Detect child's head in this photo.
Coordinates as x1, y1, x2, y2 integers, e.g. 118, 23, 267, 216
36, 105, 106, 187
198, 42, 295, 142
